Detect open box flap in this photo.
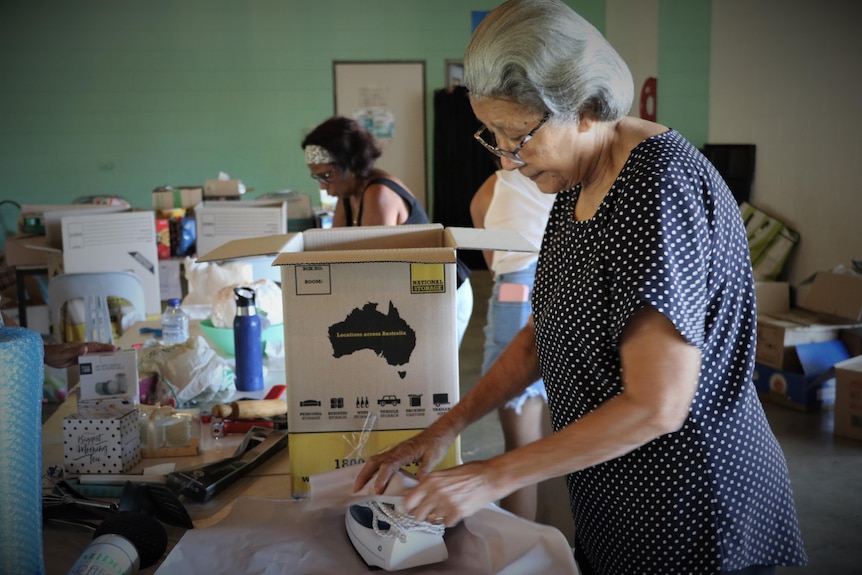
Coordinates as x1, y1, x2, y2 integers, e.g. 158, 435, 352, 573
300, 224, 444, 252
195, 233, 300, 263
197, 226, 537, 267
445, 227, 539, 253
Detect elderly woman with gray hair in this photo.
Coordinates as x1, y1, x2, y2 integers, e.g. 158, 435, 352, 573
354, 1, 808, 574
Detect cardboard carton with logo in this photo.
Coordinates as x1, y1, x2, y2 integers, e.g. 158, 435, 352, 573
198, 224, 537, 496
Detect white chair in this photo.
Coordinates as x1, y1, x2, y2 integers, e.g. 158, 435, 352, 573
47, 271, 147, 344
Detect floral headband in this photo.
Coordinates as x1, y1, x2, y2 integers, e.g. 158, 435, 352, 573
304, 145, 335, 165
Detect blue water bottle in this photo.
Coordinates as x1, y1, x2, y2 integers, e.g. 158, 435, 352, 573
233, 286, 263, 392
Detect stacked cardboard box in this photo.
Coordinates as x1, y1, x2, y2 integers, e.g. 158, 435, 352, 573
63, 350, 141, 474
755, 272, 862, 410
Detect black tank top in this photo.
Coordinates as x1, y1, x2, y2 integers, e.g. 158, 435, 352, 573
343, 177, 429, 227
343, 177, 470, 286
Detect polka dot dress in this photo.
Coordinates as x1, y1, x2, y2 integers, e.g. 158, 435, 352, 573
532, 130, 807, 574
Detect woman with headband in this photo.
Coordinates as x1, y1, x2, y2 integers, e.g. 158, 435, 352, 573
302, 116, 473, 345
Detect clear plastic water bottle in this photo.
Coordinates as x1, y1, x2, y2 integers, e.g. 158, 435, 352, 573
160, 298, 189, 345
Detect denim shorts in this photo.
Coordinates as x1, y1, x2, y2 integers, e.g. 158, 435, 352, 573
481, 263, 546, 414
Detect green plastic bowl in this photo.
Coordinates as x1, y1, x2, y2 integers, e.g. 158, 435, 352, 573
199, 318, 284, 356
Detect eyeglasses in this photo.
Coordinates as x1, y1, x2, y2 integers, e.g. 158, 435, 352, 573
474, 112, 550, 166
310, 170, 334, 184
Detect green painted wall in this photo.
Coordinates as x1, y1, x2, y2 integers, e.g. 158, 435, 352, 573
657, 0, 711, 147
0, 1, 675, 245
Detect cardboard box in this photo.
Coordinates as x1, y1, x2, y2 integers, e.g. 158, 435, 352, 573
282, 191, 312, 220
60, 210, 162, 316
203, 179, 244, 200
753, 340, 850, 411
39, 204, 129, 250
756, 272, 862, 370
198, 224, 538, 496
834, 355, 862, 441
195, 201, 287, 282
194, 201, 287, 257
78, 349, 139, 403
741, 202, 784, 264
3, 234, 51, 267
739, 202, 798, 281
63, 408, 141, 474
753, 226, 799, 281
152, 186, 203, 210
755, 281, 789, 315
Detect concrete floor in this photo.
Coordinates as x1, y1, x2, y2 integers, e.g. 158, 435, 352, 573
459, 270, 862, 574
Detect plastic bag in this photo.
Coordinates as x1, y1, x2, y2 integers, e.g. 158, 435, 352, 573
182, 257, 253, 307
138, 335, 234, 405
210, 279, 283, 328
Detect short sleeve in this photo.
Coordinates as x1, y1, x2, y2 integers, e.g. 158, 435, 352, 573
606, 145, 716, 348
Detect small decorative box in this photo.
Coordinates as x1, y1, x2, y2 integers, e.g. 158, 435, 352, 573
62, 409, 141, 474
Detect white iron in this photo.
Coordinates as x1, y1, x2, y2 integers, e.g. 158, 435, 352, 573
345, 495, 448, 571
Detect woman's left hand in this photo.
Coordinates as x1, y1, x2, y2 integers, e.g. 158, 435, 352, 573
44, 341, 119, 368
402, 460, 503, 528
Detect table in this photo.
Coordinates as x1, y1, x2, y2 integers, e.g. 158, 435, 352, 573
42, 320, 580, 574
42, 320, 292, 574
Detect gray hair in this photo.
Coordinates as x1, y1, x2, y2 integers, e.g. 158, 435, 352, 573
464, 0, 633, 124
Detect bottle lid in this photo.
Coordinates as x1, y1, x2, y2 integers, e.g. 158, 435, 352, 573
167, 298, 181, 307
234, 286, 256, 308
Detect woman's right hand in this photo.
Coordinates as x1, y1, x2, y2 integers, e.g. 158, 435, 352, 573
353, 425, 456, 495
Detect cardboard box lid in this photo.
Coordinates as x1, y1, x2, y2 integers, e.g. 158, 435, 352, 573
801, 271, 862, 323
196, 233, 301, 262
196, 225, 538, 266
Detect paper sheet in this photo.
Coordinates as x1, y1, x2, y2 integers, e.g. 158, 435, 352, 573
156, 466, 579, 574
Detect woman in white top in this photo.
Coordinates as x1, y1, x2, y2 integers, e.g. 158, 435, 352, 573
470, 168, 554, 520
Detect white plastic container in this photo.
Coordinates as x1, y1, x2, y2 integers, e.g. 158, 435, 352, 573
66, 533, 139, 575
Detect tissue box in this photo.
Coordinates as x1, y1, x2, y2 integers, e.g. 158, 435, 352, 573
78, 349, 139, 403
63, 409, 141, 474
